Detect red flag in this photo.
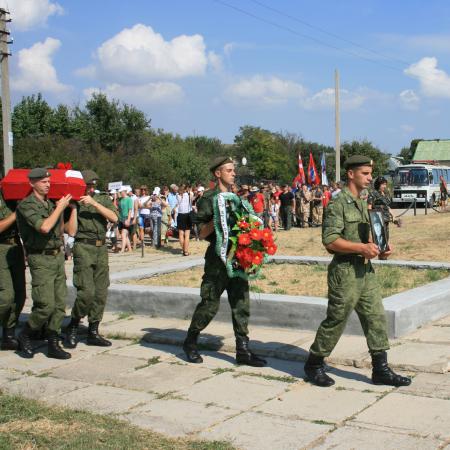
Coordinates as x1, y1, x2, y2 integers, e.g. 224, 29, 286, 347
307, 152, 320, 185
292, 153, 306, 187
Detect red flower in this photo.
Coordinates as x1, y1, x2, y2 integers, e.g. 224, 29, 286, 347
238, 220, 251, 230
252, 251, 264, 265
238, 233, 251, 246
266, 244, 277, 255
249, 228, 262, 241
261, 228, 272, 240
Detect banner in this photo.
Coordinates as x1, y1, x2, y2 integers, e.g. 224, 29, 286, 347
292, 153, 306, 187
108, 181, 123, 191
321, 152, 328, 186
307, 152, 320, 185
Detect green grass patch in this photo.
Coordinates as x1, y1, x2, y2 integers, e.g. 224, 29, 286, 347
0, 392, 234, 449
116, 312, 133, 320
134, 356, 161, 370
249, 285, 265, 293
272, 288, 287, 295
212, 368, 235, 375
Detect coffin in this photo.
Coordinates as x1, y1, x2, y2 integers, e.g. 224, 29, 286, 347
1, 168, 86, 201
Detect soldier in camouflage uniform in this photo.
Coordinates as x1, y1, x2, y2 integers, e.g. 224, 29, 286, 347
304, 156, 411, 387
183, 156, 266, 367
65, 170, 118, 349
16, 168, 77, 359
0, 191, 26, 351
295, 184, 312, 228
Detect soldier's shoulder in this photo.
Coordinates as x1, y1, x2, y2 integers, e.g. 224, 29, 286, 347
18, 194, 36, 208
202, 188, 218, 199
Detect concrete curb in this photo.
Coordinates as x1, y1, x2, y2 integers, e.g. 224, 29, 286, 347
67, 255, 450, 339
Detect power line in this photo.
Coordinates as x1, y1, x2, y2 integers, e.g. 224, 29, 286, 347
211, 0, 404, 72
248, 0, 412, 68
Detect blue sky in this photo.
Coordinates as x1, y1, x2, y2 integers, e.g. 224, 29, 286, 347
3, 0, 450, 154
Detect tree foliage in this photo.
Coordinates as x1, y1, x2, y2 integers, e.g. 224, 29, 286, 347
2, 92, 393, 189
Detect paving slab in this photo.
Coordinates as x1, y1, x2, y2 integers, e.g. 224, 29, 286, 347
434, 315, 450, 327
397, 372, 450, 400
106, 341, 184, 361
0, 368, 23, 385
191, 351, 238, 370
198, 411, 332, 450
2, 376, 90, 400
180, 372, 288, 410
48, 384, 156, 414
351, 392, 450, 440
258, 383, 379, 423
110, 362, 213, 394
49, 354, 146, 384
362, 342, 449, 373
312, 425, 442, 450
123, 398, 239, 437
234, 356, 305, 380
102, 317, 180, 339
403, 325, 450, 345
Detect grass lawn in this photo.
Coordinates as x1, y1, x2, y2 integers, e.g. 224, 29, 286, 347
0, 392, 234, 450
133, 263, 449, 298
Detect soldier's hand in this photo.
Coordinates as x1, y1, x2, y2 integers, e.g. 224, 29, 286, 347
361, 243, 380, 260
80, 195, 96, 207
57, 194, 72, 209
379, 244, 393, 260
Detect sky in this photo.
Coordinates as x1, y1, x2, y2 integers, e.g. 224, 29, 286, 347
2, 0, 450, 154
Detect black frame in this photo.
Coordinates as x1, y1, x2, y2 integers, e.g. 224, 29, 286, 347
369, 210, 388, 253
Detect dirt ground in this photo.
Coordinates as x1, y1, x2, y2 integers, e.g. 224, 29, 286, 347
133, 263, 449, 298
166, 210, 450, 262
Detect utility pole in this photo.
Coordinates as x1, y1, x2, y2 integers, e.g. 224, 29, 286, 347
0, 8, 13, 175
335, 69, 340, 182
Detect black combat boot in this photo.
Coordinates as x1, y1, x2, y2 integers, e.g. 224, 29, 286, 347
65, 317, 80, 349
371, 351, 411, 386
47, 332, 71, 359
235, 335, 267, 367
183, 330, 203, 363
304, 352, 335, 387
1, 327, 19, 351
87, 322, 112, 347
17, 323, 35, 358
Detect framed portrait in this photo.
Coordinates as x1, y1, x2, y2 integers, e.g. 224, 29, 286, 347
369, 210, 389, 253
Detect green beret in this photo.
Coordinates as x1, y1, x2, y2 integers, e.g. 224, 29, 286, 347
343, 155, 373, 170
209, 156, 234, 173
82, 170, 99, 184
28, 168, 50, 180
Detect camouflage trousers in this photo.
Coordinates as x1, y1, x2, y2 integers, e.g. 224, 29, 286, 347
188, 245, 250, 337
72, 243, 110, 323
27, 251, 67, 333
310, 256, 390, 357
0, 244, 26, 329
312, 205, 323, 224
297, 209, 310, 227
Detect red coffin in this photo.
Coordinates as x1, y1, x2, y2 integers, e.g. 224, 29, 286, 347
1, 168, 86, 201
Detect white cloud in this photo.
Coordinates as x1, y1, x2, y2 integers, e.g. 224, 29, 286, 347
225, 75, 307, 105
79, 24, 217, 84
2, 0, 63, 31
405, 57, 450, 99
12, 37, 70, 94
303, 88, 367, 111
399, 89, 420, 110
83, 82, 184, 105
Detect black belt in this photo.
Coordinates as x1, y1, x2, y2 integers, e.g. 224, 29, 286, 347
333, 254, 366, 263
75, 238, 106, 247
27, 248, 61, 256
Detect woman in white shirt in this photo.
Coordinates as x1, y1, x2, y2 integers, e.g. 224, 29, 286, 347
177, 185, 193, 256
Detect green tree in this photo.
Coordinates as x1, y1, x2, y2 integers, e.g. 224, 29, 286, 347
398, 146, 414, 164
341, 140, 390, 178
12, 94, 54, 138
234, 126, 291, 182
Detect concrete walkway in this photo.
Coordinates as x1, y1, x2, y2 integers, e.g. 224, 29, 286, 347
5, 251, 450, 450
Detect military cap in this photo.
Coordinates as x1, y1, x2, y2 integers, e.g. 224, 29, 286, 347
28, 168, 50, 180
209, 156, 234, 173
343, 155, 373, 170
82, 169, 99, 184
